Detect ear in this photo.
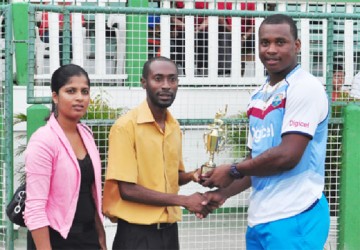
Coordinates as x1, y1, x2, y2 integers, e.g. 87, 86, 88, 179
140, 77, 146, 89
295, 39, 301, 54
52, 91, 58, 104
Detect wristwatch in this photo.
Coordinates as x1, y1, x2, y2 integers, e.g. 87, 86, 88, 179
229, 163, 244, 179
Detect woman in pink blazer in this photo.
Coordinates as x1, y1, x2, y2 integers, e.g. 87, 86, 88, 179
24, 64, 106, 249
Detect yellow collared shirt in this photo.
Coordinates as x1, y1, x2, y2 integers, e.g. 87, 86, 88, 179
103, 100, 185, 224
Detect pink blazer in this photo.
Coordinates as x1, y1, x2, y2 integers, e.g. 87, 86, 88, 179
24, 114, 103, 239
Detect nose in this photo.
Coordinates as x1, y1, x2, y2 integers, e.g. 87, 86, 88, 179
161, 79, 171, 89
75, 91, 84, 100
267, 42, 277, 54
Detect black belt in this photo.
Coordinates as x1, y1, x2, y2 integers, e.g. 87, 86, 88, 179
150, 222, 174, 230
69, 221, 95, 234
118, 218, 174, 230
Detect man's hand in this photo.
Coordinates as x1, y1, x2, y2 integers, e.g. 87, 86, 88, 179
200, 164, 233, 188
192, 168, 201, 183
203, 189, 227, 209
184, 192, 209, 216
194, 189, 227, 219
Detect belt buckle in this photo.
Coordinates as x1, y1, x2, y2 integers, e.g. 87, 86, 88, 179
157, 223, 162, 230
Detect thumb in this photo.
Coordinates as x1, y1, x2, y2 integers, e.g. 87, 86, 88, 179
201, 199, 209, 206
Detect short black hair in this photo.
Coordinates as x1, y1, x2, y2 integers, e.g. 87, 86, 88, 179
260, 14, 298, 40
142, 56, 178, 80
333, 64, 344, 72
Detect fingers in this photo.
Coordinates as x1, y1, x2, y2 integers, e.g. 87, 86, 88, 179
192, 168, 201, 183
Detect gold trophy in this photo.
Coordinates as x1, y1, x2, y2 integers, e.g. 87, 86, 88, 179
200, 105, 228, 177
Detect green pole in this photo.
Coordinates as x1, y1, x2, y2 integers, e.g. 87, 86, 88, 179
338, 104, 360, 249
126, 0, 148, 87
5, 5, 14, 249
26, 105, 50, 140
12, 2, 29, 86
0, 112, 3, 231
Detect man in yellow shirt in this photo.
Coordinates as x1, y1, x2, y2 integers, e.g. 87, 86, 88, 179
103, 56, 206, 249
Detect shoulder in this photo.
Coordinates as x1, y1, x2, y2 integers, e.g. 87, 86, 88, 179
287, 68, 325, 94
25, 123, 59, 158
28, 123, 57, 146
110, 109, 138, 136
113, 108, 137, 127
352, 72, 360, 84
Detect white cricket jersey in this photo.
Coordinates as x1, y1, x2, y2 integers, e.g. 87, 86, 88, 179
246, 65, 329, 226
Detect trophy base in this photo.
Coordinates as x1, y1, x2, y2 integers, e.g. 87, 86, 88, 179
200, 164, 216, 176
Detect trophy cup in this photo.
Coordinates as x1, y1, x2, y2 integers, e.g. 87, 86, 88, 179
200, 105, 228, 177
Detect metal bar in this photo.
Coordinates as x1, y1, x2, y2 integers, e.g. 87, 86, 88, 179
30, 5, 360, 20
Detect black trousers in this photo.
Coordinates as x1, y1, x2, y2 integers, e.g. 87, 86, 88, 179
27, 223, 100, 250
112, 218, 179, 250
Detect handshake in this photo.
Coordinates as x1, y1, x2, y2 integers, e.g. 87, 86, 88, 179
183, 164, 242, 218
184, 189, 228, 219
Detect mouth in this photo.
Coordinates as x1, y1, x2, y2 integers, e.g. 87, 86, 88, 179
72, 105, 84, 111
266, 58, 279, 65
158, 93, 173, 101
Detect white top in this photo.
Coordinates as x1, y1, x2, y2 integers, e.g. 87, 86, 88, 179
246, 66, 329, 226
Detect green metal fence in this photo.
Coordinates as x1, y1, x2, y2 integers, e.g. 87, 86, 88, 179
2, 0, 360, 249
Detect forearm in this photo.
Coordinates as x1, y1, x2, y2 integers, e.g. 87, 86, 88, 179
179, 169, 198, 185
31, 226, 51, 250
236, 135, 309, 176
119, 181, 191, 208
220, 176, 251, 198
237, 147, 292, 176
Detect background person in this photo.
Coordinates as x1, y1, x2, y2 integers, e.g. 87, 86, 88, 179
350, 71, 360, 99
331, 64, 345, 101
200, 14, 330, 249
103, 56, 205, 250
24, 64, 106, 250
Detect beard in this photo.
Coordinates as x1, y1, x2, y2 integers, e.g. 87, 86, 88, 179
146, 89, 176, 109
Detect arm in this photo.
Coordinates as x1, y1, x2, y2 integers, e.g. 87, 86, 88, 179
195, 176, 251, 218
30, 227, 51, 250
196, 17, 208, 32
95, 212, 107, 250
24, 131, 54, 235
202, 134, 310, 188
178, 168, 200, 185
218, 17, 231, 32
118, 181, 206, 214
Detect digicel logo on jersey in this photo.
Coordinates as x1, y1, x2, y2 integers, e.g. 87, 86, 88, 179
290, 120, 309, 128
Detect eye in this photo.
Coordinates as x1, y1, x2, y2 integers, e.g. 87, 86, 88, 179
66, 88, 75, 94
276, 40, 285, 46
169, 76, 178, 83
154, 76, 162, 81
260, 40, 269, 46
82, 89, 90, 95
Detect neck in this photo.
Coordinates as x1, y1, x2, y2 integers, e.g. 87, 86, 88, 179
56, 115, 79, 134
152, 109, 167, 125
268, 63, 298, 86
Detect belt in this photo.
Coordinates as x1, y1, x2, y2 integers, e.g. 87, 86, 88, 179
118, 218, 174, 230
69, 221, 95, 234
151, 222, 174, 230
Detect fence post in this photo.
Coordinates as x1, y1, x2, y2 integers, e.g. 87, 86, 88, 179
126, 0, 148, 86
339, 104, 360, 249
27, 105, 50, 140
12, 2, 29, 86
